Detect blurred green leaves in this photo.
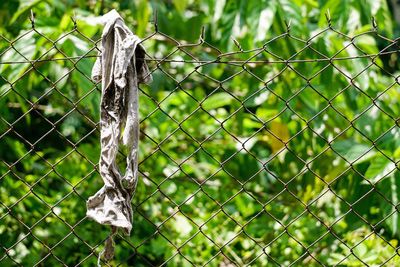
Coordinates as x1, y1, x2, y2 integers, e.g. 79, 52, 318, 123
0, 0, 400, 266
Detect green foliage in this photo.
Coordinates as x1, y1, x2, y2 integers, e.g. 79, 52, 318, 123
0, 0, 400, 266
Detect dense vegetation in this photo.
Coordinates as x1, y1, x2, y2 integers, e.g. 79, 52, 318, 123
1, 0, 400, 266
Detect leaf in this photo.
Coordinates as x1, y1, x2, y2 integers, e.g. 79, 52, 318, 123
0, 31, 36, 83
374, 0, 394, 37
265, 121, 290, 153
298, 88, 320, 111
255, 3, 276, 42
218, 0, 238, 48
244, 90, 270, 107
353, 35, 381, 62
10, 0, 43, 25
364, 156, 396, 184
346, 7, 361, 33
255, 108, 278, 121
222, 148, 261, 181
389, 174, 398, 235
354, 242, 367, 257
172, 0, 189, 13
202, 92, 233, 110
48, 62, 69, 88
377, 172, 400, 236
331, 140, 375, 164
319, 0, 350, 30
173, 214, 193, 237
135, 0, 151, 37
275, 0, 305, 35
58, 35, 89, 55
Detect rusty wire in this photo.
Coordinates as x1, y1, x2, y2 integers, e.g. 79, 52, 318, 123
0, 12, 400, 267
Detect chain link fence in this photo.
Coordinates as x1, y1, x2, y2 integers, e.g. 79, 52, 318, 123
1, 14, 400, 266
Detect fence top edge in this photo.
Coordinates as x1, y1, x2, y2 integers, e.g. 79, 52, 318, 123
0, 13, 399, 66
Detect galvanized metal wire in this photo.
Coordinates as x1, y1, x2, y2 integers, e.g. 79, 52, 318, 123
1, 13, 400, 266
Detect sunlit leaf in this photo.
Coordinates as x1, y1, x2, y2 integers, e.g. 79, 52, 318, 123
364, 156, 396, 184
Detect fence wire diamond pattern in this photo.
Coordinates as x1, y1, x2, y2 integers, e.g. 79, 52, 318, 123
0, 14, 400, 266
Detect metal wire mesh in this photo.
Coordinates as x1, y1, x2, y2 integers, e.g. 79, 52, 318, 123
1, 13, 400, 266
